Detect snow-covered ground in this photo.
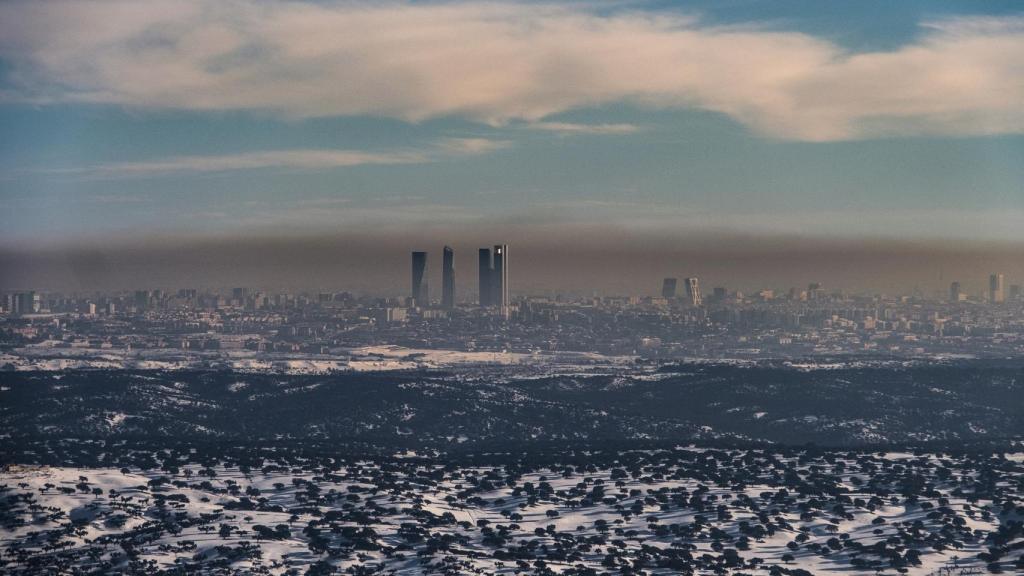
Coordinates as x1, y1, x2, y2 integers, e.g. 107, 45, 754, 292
1, 344, 635, 375
2, 450, 1021, 574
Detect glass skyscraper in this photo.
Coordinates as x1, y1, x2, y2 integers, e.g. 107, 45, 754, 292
442, 246, 455, 309
478, 248, 492, 307
411, 251, 428, 305
493, 244, 509, 318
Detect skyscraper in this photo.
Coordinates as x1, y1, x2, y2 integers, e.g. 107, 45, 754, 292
949, 281, 963, 302
442, 245, 455, 310
478, 248, 492, 307
990, 273, 1005, 303
661, 278, 677, 299
684, 277, 702, 307
411, 251, 429, 305
10, 291, 38, 316
493, 244, 509, 318
807, 282, 825, 301
134, 290, 150, 311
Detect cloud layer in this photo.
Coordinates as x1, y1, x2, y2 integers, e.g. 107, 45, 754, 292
0, 1, 1022, 141
38, 138, 505, 179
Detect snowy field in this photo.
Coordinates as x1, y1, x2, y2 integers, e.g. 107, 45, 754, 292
1, 344, 634, 374
2, 449, 1022, 574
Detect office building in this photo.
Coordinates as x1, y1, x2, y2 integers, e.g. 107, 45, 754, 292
807, 282, 825, 301
493, 244, 509, 318
411, 251, 429, 305
478, 248, 492, 307
442, 245, 455, 310
990, 273, 1005, 303
10, 291, 39, 316
378, 307, 407, 324
661, 278, 677, 299
134, 290, 150, 311
949, 282, 963, 303
683, 277, 702, 307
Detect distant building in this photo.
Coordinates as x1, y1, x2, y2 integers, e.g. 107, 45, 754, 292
1011, 284, 1022, 301
990, 273, 1005, 303
684, 277, 702, 307
421, 309, 448, 320
442, 245, 455, 310
478, 248, 492, 307
493, 244, 509, 318
9, 291, 40, 316
661, 278, 677, 299
134, 290, 150, 311
378, 307, 407, 324
807, 282, 825, 300
411, 251, 429, 305
949, 281, 963, 302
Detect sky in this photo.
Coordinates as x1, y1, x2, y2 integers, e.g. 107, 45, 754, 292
0, 0, 1022, 294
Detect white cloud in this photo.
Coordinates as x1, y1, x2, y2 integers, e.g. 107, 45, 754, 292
0, 1, 1021, 141
435, 137, 512, 155
44, 138, 507, 179
527, 122, 641, 135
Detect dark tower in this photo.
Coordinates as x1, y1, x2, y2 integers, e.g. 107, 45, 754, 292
478, 248, 492, 307
442, 246, 455, 309
949, 281, 962, 302
411, 251, 428, 306
661, 278, 677, 299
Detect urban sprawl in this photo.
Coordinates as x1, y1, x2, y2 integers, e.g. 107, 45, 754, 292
2, 246, 1023, 362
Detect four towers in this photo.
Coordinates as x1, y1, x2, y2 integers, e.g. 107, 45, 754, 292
413, 244, 509, 317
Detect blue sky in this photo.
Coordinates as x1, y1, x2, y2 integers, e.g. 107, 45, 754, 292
0, 0, 1022, 249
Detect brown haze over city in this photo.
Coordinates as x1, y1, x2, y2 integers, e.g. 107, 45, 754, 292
3, 226, 1022, 297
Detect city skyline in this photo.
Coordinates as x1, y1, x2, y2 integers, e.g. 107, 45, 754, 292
6, 242, 1020, 307
2, 232, 1023, 296
5, 262, 1023, 363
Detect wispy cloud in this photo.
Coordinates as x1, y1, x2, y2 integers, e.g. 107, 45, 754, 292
526, 122, 641, 135
434, 137, 512, 155
39, 138, 508, 180
1, 2, 1021, 141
